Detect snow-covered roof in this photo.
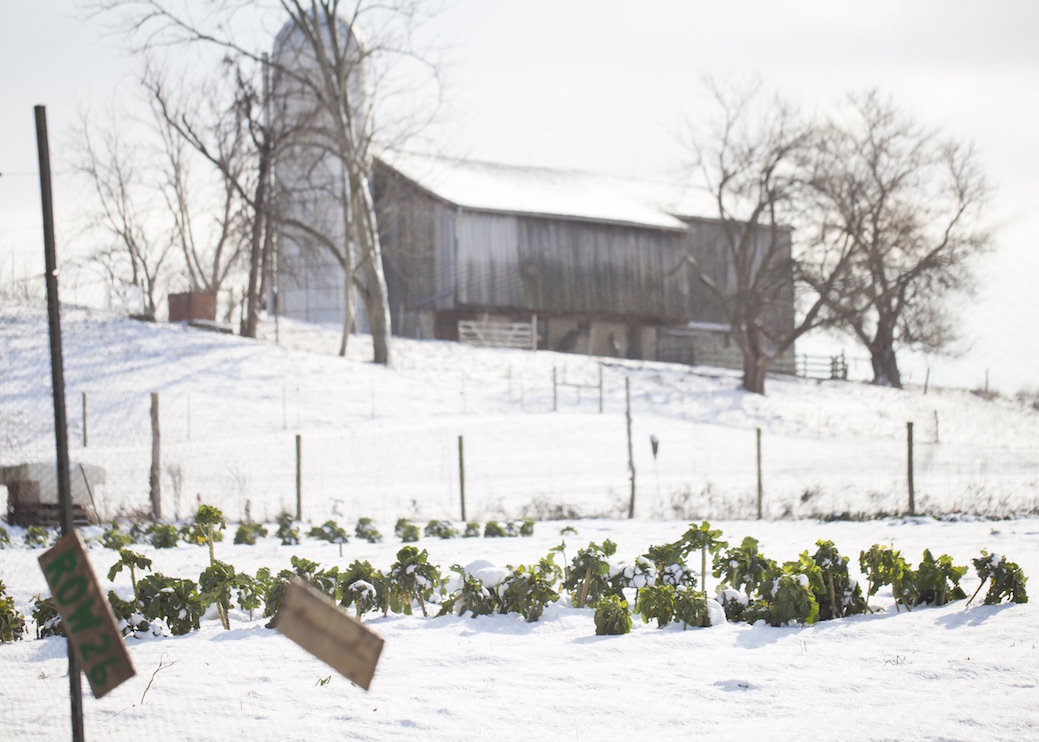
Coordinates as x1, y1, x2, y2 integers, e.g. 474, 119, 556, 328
377, 151, 710, 231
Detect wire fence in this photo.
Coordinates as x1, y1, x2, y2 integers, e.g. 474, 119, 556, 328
4, 373, 1038, 528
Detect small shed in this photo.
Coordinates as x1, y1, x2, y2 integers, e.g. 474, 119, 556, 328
1, 462, 104, 526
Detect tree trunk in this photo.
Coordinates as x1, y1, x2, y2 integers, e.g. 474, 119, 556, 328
354, 177, 392, 365
240, 148, 268, 338
868, 323, 902, 388
742, 351, 768, 395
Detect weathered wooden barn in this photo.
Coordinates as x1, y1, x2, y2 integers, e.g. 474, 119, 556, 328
372, 152, 794, 368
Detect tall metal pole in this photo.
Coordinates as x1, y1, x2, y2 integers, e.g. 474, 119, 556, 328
35, 104, 85, 742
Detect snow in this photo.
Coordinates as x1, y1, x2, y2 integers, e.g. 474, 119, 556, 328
1, 297, 1038, 740
379, 151, 698, 229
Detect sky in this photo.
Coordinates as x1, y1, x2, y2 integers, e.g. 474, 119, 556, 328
1, 0, 1037, 393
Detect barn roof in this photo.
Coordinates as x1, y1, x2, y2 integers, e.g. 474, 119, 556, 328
377, 151, 712, 231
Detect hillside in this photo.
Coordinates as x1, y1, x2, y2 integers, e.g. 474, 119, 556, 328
2, 297, 1037, 523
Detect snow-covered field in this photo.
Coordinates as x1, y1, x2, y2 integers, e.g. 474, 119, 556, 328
1, 299, 1038, 740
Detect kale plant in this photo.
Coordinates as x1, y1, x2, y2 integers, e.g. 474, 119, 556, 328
593, 595, 631, 635
354, 517, 383, 543
0, 581, 26, 643
970, 552, 1028, 605
234, 521, 269, 545
498, 555, 562, 622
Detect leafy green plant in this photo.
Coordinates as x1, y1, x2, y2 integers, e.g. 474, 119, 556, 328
387, 547, 442, 616
594, 595, 631, 635
424, 520, 457, 539
137, 573, 204, 635
563, 539, 619, 608
32, 595, 64, 637
148, 523, 180, 549
644, 541, 695, 590
394, 518, 420, 543
106, 590, 161, 638
860, 545, 917, 612
234, 571, 266, 619
914, 550, 967, 606
308, 520, 349, 545
276, 514, 300, 545
107, 548, 153, 600
0, 581, 26, 643
714, 536, 776, 598
262, 556, 341, 627
810, 541, 867, 619
680, 521, 728, 599
519, 518, 536, 537
745, 571, 820, 627
674, 589, 710, 629
234, 521, 269, 545
0, 525, 10, 548
463, 522, 481, 538
497, 555, 562, 622
182, 504, 226, 563
970, 552, 1028, 605
338, 560, 388, 619
355, 517, 383, 543
635, 584, 676, 628
483, 521, 506, 538
24, 526, 49, 548
199, 560, 242, 630
100, 523, 135, 550
439, 565, 498, 618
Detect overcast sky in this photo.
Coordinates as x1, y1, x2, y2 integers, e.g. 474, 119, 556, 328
2, 1, 1037, 392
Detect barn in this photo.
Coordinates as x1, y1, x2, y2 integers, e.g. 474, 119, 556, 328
369, 152, 794, 369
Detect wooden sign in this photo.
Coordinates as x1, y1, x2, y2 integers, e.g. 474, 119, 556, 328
275, 577, 384, 690
38, 532, 136, 698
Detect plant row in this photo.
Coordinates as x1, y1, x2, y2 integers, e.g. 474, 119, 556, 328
0, 516, 1027, 643
0, 512, 537, 552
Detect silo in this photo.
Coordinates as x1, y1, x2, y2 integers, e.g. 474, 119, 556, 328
271, 9, 373, 330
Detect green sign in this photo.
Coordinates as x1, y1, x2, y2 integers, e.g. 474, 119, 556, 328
38, 532, 136, 698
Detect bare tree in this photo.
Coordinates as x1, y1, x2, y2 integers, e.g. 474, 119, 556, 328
89, 0, 445, 364
74, 111, 175, 319
810, 91, 992, 388
681, 81, 855, 394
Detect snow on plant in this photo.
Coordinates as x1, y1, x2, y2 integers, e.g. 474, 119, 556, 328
424, 520, 457, 539
463, 522, 481, 538
969, 552, 1028, 605
23, 525, 49, 548
713, 536, 776, 599
31, 595, 64, 637
674, 590, 710, 629
914, 550, 967, 606
337, 560, 388, 619
744, 570, 820, 627
106, 589, 164, 638
0, 580, 26, 643
234, 521, 269, 545
354, 517, 383, 543
439, 565, 498, 618
0, 525, 10, 548
563, 539, 620, 609
643, 541, 695, 590
388, 546, 443, 617
497, 555, 561, 622
137, 573, 205, 635
593, 595, 631, 636
234, 571, 266, 620
308, 520, 349, 545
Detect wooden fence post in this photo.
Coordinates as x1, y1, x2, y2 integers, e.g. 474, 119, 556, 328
553, 367, 558, 412
756, 427, 763, 520
296, 434, 302, 521
626, 376, 636, 519
458, 435, 466, 521
598, 365, 604, 414
81, 392, 87, 448
907, 422, 915, 516
150, 392, 161, 520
